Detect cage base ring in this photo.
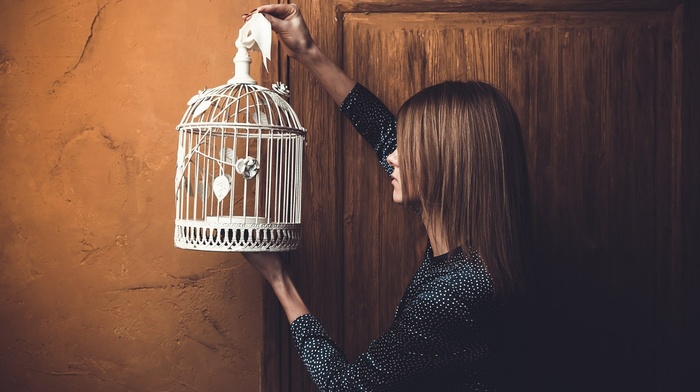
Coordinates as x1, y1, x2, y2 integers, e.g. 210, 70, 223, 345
175, 219, 301, 252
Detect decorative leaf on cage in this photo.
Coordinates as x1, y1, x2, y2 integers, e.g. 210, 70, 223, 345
187, 93, 200, 106
213, 175, 231, 202
193, 100, 212, 118
224, 148, 236, 164
187, 88, 207, 106
183, 178, 192, 197
182, 169, 202, 198
253, 112, 269, 125
271, 93, 289, 111
183, 178, 209, 199
272, 82, 290, 97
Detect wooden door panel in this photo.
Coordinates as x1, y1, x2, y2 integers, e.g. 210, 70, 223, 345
341, 9, 676, 391
263, 1, 699, 391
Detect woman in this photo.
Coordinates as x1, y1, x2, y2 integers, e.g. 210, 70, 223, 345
242, 4, 532, 391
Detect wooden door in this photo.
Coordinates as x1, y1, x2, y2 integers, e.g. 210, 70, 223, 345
262, 1, 700, 391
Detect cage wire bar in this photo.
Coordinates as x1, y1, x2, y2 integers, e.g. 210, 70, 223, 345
174, 27, 306, 251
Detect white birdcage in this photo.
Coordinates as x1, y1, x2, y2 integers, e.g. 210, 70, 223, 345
174, 16, 305, 251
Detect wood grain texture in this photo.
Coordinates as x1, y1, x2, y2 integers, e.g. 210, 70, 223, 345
286, 1, 348, 391
261, 1, 699, 391
337, 0, 681, 12
260, 0, 346, 390
341, 8, 679, 392
341, 23, 430, 360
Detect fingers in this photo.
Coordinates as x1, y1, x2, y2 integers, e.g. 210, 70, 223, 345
242, 5, 292, 29
258, 12, 279, 29
256, 4, 298, 20
240, 12, 282, 34
241, 7, 257, 21
239, 3, 313, 59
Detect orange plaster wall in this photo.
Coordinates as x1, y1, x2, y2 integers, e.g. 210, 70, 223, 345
0, 1, 267, 391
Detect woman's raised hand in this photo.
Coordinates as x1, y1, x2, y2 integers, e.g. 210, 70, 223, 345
244, 4, 355, 108
244, 4, 315, 61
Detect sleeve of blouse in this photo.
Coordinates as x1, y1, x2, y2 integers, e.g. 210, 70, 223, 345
289, 284, 489, 391
339, 83, 397, 175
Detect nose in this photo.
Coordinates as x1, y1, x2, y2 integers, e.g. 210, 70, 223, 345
387, 149, 398, 167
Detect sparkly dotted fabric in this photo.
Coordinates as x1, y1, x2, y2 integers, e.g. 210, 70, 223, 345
289, 84, 503, 391
339, 84, 397, 175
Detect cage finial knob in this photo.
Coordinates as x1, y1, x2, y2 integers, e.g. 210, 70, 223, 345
228, 41, 256, 84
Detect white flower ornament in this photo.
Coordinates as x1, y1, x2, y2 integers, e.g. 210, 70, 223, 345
272, 82, 290, 97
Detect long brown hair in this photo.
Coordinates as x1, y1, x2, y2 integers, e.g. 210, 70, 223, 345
396, 81, 532, 297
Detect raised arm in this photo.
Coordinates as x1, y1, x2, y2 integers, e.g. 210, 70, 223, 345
247, 5, 397, 174
250, 4, 355, 105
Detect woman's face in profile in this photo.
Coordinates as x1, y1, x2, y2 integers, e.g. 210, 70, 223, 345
386, 149, 403, 204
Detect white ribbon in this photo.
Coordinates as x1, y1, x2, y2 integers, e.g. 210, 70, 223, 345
236, 13, 272, 71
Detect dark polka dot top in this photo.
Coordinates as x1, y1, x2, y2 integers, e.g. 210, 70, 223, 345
289, 84, 506, 391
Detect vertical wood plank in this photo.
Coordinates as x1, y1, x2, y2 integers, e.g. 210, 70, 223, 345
340, 22, 381, 359
288, 1, 346, 391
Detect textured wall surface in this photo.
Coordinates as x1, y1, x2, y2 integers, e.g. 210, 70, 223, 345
0, 1, 265, 391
